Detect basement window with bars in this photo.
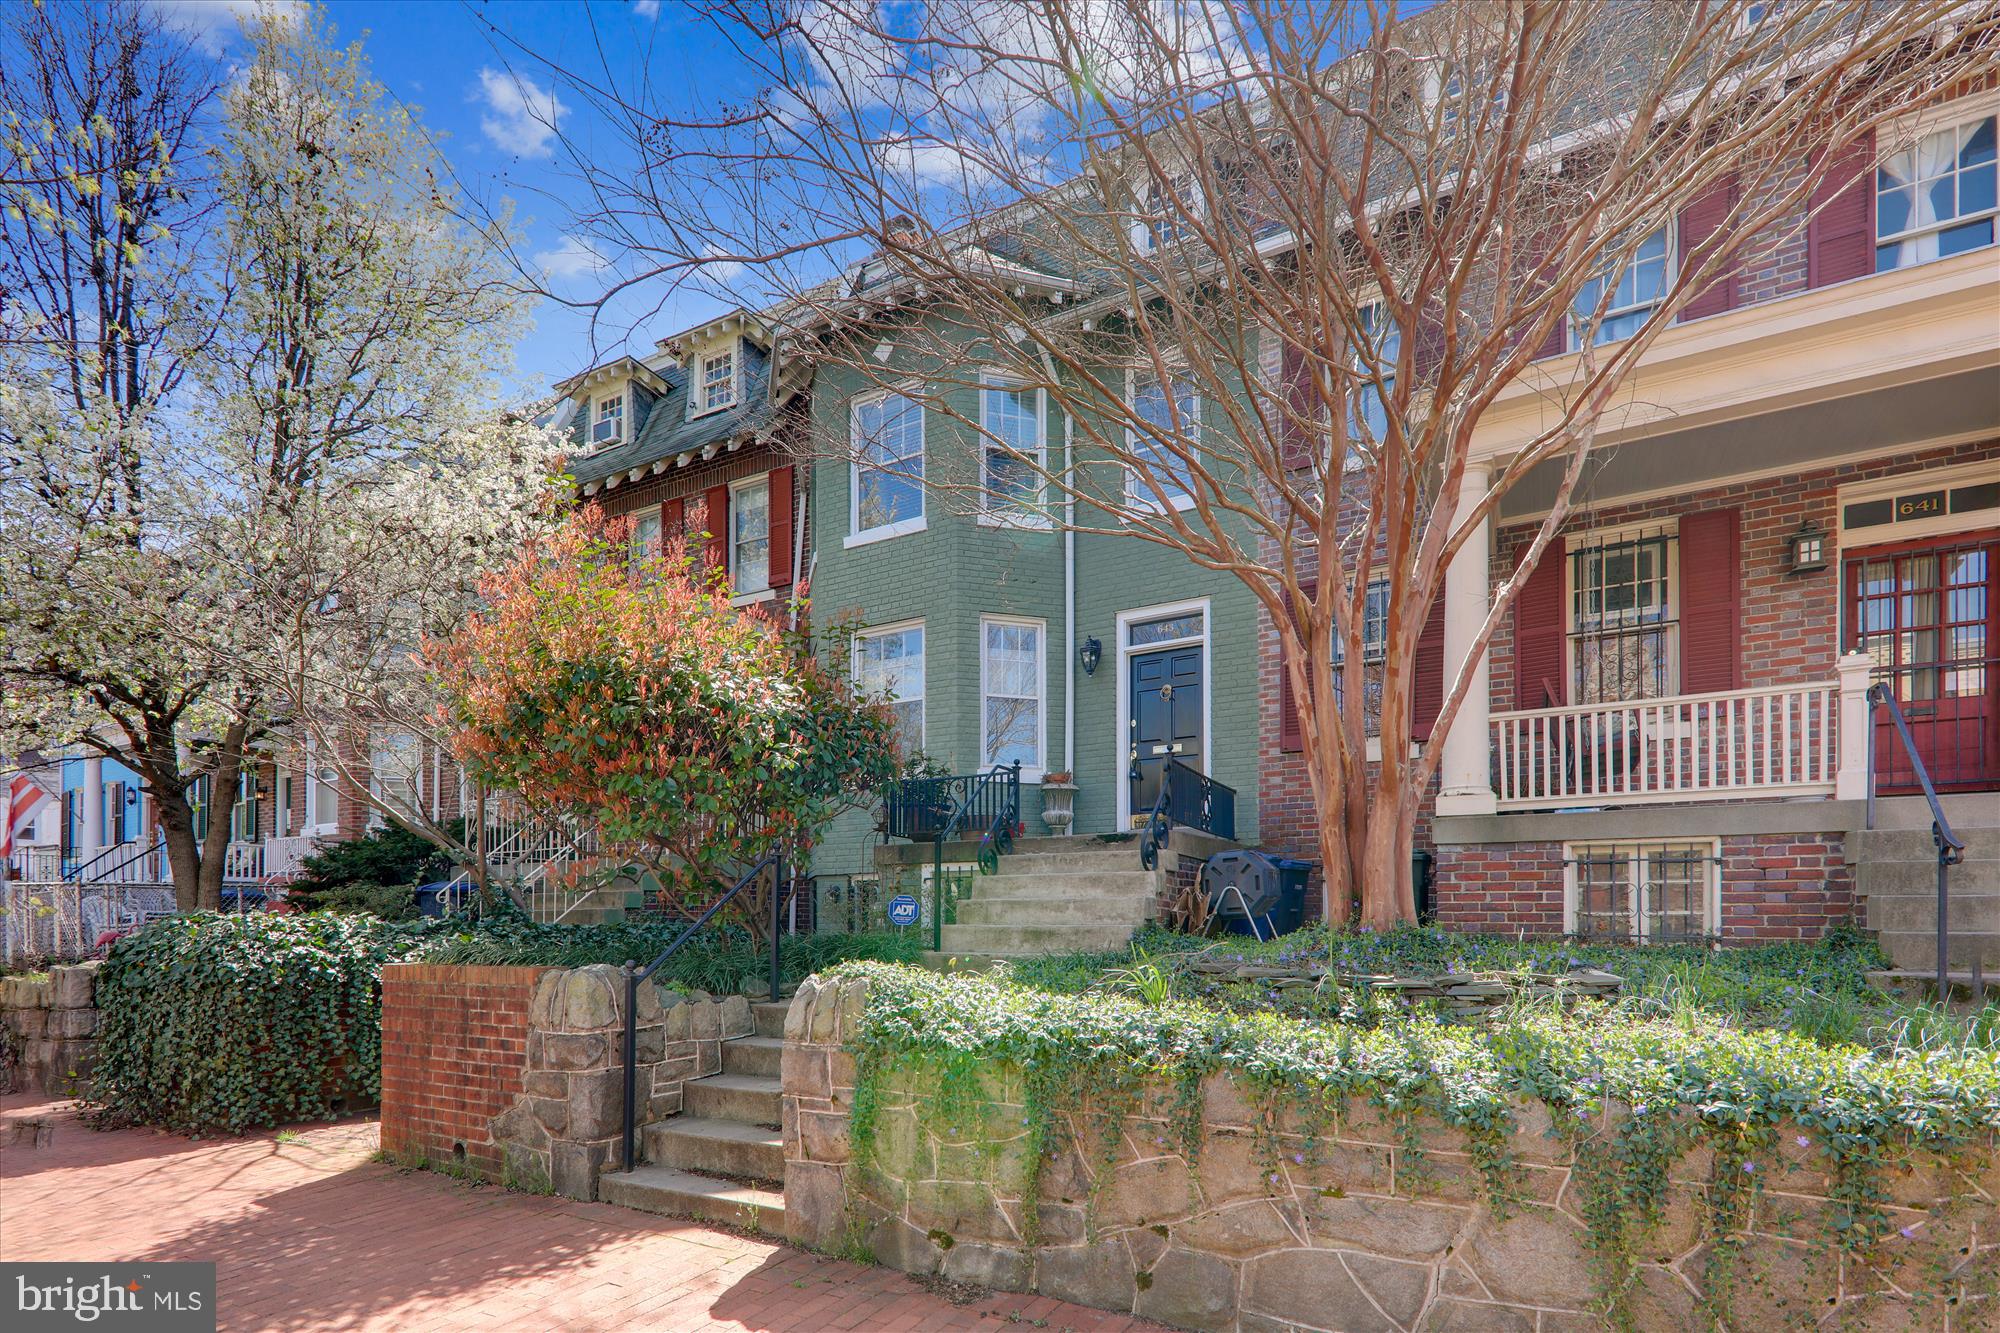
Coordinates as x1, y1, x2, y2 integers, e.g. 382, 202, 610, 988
1568, 524, 1679, 702
1564, 840, 1720, 944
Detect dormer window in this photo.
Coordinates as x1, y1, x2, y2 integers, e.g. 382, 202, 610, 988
700, 350, 736, 413
592, 392, 626, 448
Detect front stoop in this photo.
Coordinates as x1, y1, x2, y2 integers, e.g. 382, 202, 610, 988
598, 999, 791, 1231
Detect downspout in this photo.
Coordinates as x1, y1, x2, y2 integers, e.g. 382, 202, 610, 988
1035, 347, 1075, 780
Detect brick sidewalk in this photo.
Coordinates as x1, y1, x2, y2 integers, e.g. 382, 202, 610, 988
0, 1095, 1161, 1333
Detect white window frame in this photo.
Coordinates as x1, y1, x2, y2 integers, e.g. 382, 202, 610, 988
1562, 839, 1721, 943
978, 375, 1050, 529
1873, 103, 1998, 273
1563, 519, 1681, 704
1350, 298, 1400, 443
1124, 368, 1199, 514
979, 615, 1046, 780
697, 349, 738, 415
276, 774, 293, 839
302, 741, 339, 837
1331, 576, 1391, 666
847, 387, 927, 547
1134, 172, 1200, 253
728, 474, 773, 602
228, 770, 258, 844
590, 389, 628, 450
630, 510, 663, 562
853, 620, 926, 756
367, 733, 421, 831
1568, 225, 1673, 349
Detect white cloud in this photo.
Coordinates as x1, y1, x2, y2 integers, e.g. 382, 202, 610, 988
534, 235, 613, 280
473, 67, 570, 159
632, 0, 662, 17
150, 0, 302, 57
698, 243, 745, 281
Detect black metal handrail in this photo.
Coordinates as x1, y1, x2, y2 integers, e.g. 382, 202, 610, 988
926, 763, 1021, 950
619, 847, 784, 1173
1138, 758, 1236, 870
63, 836, 160, 885
1864, 683, 1969, 997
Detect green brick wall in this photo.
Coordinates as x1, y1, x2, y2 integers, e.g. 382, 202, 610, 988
806, 335, 1262, 880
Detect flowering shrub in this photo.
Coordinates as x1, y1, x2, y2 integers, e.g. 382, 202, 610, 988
86, 912, 444, 1135
426, 508, 898, 937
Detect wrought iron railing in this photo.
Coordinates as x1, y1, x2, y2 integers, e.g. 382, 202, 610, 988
1138, 758, 1237, 870
879, 765, 1022, 950
1865, 683, 1969, 997
619, 848, 786, 1174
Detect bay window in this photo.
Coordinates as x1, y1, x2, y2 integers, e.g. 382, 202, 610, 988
851, 390, 925, 539
1127, 372, 1198, 510
980, 617, 1043, 774
980, 379, 1046, 525
854, 622, 925, 755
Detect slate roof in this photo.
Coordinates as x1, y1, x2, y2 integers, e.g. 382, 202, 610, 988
567, 340, 780, 491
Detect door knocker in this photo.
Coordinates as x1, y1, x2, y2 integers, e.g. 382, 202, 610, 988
1158, 683, 1174, 701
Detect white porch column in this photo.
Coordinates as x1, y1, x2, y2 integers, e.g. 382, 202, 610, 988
1834, 650, 1875, 802
80, 755, 106, 856
1437, 463, 1498, 817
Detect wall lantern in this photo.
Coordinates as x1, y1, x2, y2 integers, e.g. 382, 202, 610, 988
1787, 519, 1830, 574
1079, 636, 1103, 676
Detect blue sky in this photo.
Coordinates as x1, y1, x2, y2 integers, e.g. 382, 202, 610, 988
170, 0, 758, 399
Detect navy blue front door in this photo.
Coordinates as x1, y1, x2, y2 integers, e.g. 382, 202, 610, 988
1129, 646, 1203, 820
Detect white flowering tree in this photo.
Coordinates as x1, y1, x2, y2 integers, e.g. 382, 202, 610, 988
1, 4, 561, 908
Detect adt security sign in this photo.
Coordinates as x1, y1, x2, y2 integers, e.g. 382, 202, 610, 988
887, 894, 921, 928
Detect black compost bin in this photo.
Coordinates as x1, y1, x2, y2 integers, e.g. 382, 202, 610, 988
1202, 851, 1311, 939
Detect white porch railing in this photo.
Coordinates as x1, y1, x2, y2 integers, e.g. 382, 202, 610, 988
261, 835, 321, 878
1490, 679, 1841, 810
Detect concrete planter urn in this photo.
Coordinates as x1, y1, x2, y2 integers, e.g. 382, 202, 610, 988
1039, 777, 1077, 834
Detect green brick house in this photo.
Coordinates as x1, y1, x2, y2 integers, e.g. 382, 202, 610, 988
802, 305, 1264, 882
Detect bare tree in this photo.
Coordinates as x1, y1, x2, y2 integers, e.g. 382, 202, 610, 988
536, 0, 1996, 927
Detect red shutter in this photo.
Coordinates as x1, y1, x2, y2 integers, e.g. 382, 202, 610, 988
767, 465, 795, 589
1279, 340, 1313, 471
1808, 129, 1875, 289
662, 496, 685, 545
1678, 172, 1740, 321
703, 484, 729, 574
1679, 507, 1742, 694
1410, 588, 1448, 741
1512, 542, 1566, 710
1278, 581, 1316, 753
1532, 312, 1566, 360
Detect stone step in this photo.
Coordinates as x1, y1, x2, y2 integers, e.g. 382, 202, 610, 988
952, 895, 1157, 926
1875, 930, 2000, 970
939, 921, 1145, 955
963, 870, 1164, 898
919, 952, 1015, 972
682, 1073, 783, 1126
1852, 826, 2000, 863
643, 1116, 784, 1183
995, 849, 1148, 873
1855, 857, 2000, 895
722, 1035, 784, 1079
1865, 892, 2000, 936
752, 1001, 790, 1039
598, 1165, 785, 1233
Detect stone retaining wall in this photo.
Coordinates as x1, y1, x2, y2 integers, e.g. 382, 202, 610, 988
0, 962, 101, 1094
380, 962, 752, 1200
780, 975, 1998, 1332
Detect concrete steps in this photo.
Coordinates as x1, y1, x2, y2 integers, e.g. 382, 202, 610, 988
597, 998, 795, 1230
1856, 816, 2000, 971
597, 1165, 786, 1232
938, 921, 1150, 955
952, 895, 1155, 926
922, 840, 1168, 959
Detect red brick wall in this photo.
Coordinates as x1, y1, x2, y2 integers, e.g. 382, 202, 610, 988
379, 964, 549, 1178
1434, 833, 1854, 943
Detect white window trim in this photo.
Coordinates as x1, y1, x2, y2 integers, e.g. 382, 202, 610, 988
1561, 838, 1722, 943
849, 387, 928, 543
728, 474, 773, 597
1332, 576, 1392, 666
980, 615, 1047, 781
302, 742, 339, 838
1563, 519, 1682, 702
693, 349, 739, 418
977, 375, 1052, 530
1567, 224, 1675, 350
1113, 597, 1212, 830
853, 618, 926, 755
1133, 171, 1201, 254
1836, 458, 2000, 547
1871, 103, 1999, 262
1124, 367, 1200, 514
229, 770, 257, 844
276, 775, 293, 840
590, 388, 629, 451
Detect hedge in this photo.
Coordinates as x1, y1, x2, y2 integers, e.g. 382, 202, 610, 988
87, 912, 446, 1135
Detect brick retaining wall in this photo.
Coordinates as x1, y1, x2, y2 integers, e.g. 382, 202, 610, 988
379, 964, 547, 1180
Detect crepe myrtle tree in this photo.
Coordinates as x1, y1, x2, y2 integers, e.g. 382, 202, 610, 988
426, 508, 900, 943
537, 0, 1996, 928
